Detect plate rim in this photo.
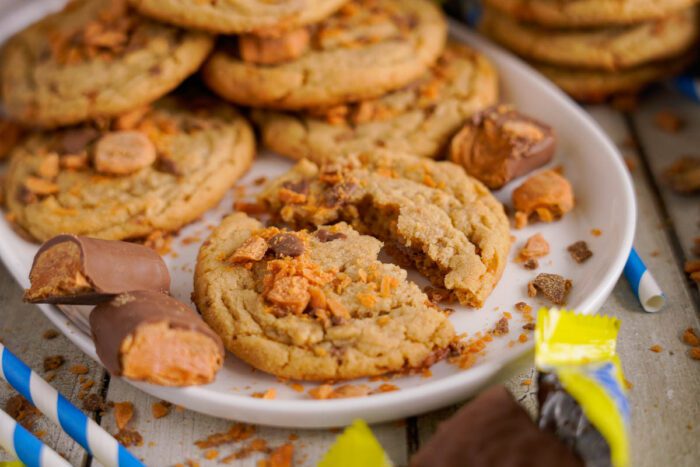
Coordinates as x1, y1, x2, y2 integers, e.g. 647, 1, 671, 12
0, 18, 636, 427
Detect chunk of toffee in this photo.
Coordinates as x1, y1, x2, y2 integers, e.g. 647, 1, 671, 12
515, 233, 549, 263
449, 105, 556, 189
25, 235, 170, 304
411, 385, 583, 467
268, 233, 305, 258
663, 156, 700, 193
239, 27, 310, 65
512, 170, 574, 228
528, 273, 572, 305
567, 241, 593, 263
228, 236, 268, 263
93, 131, 157, 175
90, 290, 224, 386
314, 229, 347, 242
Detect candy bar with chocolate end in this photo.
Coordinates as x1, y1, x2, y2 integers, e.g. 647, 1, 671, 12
411, 385, 583, 467
24, 235, 170, 304
90, 290, 224, 387
449, 105, 556, 190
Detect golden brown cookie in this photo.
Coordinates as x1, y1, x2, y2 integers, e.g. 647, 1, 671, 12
1, 0, 214, 128
4, 96, 254, 242
194, 213, 455, 381
253, 42, 498, 161
202, 0, 447, 110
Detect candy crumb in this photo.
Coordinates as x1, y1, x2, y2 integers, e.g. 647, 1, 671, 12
649, 344, 663, 353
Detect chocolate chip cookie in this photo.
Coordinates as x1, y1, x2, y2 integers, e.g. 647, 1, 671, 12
253, 42, 498, 161
1, 0, 214, 128
194, 213, 455, 381
202, 0, 446, 110
4, 96, 254, 242
258, 151, 511, 308
128, 0, 349, 34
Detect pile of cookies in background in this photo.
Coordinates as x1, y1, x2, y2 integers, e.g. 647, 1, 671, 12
479, 0, 700, 102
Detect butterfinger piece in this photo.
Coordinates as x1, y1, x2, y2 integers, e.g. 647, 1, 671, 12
24, 235, 170, 304
239, 28, 310, 65
512, 170, 574, 228
90, 290, 224, 386
410, 385, 582, 467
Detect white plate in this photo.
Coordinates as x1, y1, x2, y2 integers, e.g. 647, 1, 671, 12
0, 5, 635, 428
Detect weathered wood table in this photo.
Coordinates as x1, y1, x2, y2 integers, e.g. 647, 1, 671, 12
1, 52, 700, 467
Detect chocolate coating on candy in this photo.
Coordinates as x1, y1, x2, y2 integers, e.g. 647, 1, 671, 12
90, 290, 224, 385
25, 234, 170, 304
450, 105, 556, 189
411, 385, 583, 467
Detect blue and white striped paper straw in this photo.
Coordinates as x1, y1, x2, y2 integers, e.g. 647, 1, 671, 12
0, 343, 144, 467
0, 407, 70, 467
672, 76, 700, 103
623, 248, 665, 313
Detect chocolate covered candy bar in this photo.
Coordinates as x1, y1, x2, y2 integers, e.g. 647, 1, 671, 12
24, 234, 170, 304
450, 105, 556, 189
411, 385, 582, 467
90, 290, 224, 386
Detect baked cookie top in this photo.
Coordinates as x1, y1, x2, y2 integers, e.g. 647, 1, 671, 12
4, 96, 254, 242
480, 6, 698, 71
253, 42, 498, 161
128, 0, 350, 34
483, 0, 699, 27
1, 0, 214, 128
193, 213, 455, 381
202, 0, 447, 110
258, 151, 511, 308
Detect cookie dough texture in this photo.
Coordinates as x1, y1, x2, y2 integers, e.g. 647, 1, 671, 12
5, 97, 254, 242
259, 152, 511, 308
483, 0, 700, 27
535, 54, 694, 103
194, 214, 455, 380
202, 0, 447, 109
1, 0, 214, 128
128, 0, 349, 34
253, 42, 498, 161
480, 7, 699, 71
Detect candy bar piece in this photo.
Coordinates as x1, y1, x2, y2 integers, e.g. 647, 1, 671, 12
24, 235, 170, 304
90, 290, 224, 386
512, 169, 574, 228
449, 105, 556, 189
411, 385, 583, 467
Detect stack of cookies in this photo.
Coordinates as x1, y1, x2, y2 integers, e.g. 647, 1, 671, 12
0, 0, 501, 243
480, 0, 700, 102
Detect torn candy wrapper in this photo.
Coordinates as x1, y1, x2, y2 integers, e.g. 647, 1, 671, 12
318, 420, 392, 467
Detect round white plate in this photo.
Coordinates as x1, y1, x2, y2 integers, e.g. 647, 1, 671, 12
0, 4, 635, 428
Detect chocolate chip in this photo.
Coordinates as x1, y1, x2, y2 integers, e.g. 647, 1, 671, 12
58, 127, 100, 155
528, 273, 572, 305
282, 179, 309, 195
155, 156, 182, 176
322, 182, 357, 208
268, 233, 305, 258
314, 229, 347, 242
567, 241, 593, 263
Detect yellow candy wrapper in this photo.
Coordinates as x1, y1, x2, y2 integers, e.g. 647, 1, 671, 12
317, 420, 392, 467
536, 308, 629, 467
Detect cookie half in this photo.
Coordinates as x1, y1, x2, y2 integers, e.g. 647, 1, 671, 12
253, 42, 498, 161
202, 0, 447, 110
480, 7, 699, 71
259, 152, 511, 308
535, 54, 695, 103
1, 0, 214, 128
5, 96, 254, 242
128, 0, 349, 34
194, 213, 455, 381
483, 0, 699, 28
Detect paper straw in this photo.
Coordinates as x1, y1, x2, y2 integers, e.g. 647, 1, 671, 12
0, 343, 144, 467
623, 248, 665, 313
671, 76, 700, 103
0, 407, 71, 467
